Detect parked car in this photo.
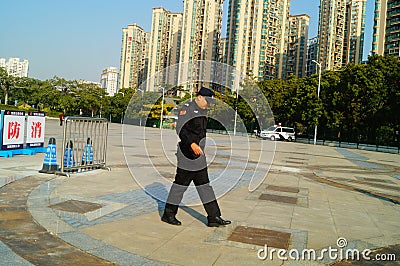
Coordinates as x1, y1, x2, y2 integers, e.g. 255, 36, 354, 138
260, 126, 295, 141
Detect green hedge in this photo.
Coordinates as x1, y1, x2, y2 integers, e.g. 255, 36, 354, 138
0, 104, 61, 117
0, 104, 23, 112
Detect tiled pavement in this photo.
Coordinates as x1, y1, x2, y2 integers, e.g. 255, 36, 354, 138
0, 118, 399, 265
0, 175, 115, 266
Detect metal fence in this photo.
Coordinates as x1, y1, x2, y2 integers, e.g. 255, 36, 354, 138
58, 117, 109, 176
208, 124, 400, 154
295, 126, 400, 154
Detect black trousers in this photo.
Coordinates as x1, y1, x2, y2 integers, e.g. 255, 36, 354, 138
164, 167, 221, 218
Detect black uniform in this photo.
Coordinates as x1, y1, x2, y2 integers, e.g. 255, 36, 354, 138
164, 101, 221, 218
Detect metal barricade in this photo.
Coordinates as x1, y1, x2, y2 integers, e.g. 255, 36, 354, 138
58, 117, 109, 176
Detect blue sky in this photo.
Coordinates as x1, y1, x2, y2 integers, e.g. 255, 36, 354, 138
0, 0, 374, 82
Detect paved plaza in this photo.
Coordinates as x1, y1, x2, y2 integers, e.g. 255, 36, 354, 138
0, 118, 399, 265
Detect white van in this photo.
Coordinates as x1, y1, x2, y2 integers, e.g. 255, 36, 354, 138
260, 126, 295, 141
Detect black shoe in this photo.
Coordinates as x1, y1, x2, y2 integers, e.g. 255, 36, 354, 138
207, 216, 231, 227
161, 215, 182, 226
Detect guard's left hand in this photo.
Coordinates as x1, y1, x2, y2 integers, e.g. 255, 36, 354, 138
191, 143, 204, 156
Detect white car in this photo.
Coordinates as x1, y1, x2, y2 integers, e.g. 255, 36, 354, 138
260, 126, 295, 141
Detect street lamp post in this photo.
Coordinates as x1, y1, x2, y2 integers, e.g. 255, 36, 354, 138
233, 87, 239, 136
251, 96, 259, 135
312, 60, 322, 145
99, 94, 103, 118
137, 89, 144, 126
159, 86, 165, 129
120, 92, 125, 124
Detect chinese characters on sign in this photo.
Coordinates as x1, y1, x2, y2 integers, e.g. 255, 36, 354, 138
0, 111, 46, 150
2, 110, 26, 150
31, 122, 42, 138
8, 121, 21, 139
26, 112, 45, 148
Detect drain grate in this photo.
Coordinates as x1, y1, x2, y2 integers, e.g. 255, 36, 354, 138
259, 194, 298, 205
267, 185, 300, 194
49, 200, 103, 214
227, 226, 291, 249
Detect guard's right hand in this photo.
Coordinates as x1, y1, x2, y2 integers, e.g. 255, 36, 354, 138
191, 143, 204, 156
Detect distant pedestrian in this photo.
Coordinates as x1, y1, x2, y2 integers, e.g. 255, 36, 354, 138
59, 113, 65, 126
162, 87, 231, 227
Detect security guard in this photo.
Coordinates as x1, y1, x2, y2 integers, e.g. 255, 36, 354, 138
162, 87, 231, 227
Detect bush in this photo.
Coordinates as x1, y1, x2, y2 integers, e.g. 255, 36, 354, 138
0, 104, 21, 111
16, 102, 35, 111
376, 126, 396, 146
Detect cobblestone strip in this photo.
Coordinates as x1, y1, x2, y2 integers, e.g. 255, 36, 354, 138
0, 175, 115, 265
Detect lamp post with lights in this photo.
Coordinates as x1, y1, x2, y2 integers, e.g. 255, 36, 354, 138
312, 60, 322, 145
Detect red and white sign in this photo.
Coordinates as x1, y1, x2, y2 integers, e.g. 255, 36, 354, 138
26, 112, 45, 148
2, 110, 25, 150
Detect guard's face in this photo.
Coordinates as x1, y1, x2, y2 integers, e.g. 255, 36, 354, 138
197, 95, 209, 109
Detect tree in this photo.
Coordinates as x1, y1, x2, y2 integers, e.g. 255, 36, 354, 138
366, 55, 400, 129
318, 70, 342, 129
11, 77, 41, 107
37, 80, 60, 111
0, 67, 13, 105
258, 79, 290, 126
76, 83, 106, 117
287, 76, 323, 129
124, 91, 160, 125
237, 78, 275, 132
108, 88, 135, 121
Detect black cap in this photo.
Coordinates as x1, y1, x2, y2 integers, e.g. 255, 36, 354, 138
197, 87, 215, 104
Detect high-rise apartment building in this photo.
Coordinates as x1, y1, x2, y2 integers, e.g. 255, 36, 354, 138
372, 0, 387, 55
0, 57, 29, 77
317, 0, 366, 71
317, 0, 347, 70
119, 23, 149, 90
384, 0, 400, 56
100, 67, 119, 96
219, 37, 227, 63
372, 0, 400, 57
286, 14, 310, 78
147, 7, 183, 91
0, 58, 5, 68
343, 0, 367, 64
179, 0, 224, 91
306, 37, 319, 76
142, 32, 150, 87
225, 0, 290, 81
